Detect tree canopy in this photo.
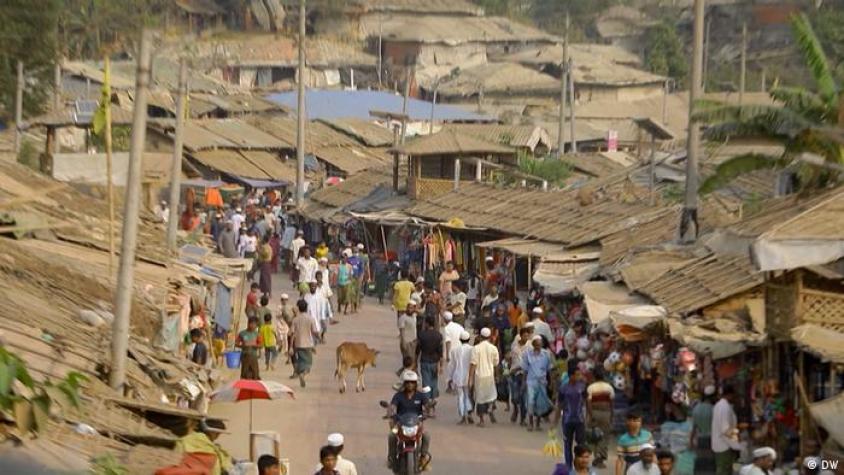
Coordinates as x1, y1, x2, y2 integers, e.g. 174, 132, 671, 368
643, 20, 688, 85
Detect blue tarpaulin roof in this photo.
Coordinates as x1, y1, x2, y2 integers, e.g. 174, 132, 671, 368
265, 89, 494, 122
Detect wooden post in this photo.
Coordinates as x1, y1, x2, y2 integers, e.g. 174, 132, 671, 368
475, 159, 482, 181
110, 29, 152, 391
568, 58, 577, 153
104, 57, 116, 276
400, 66, 411, 144
527, 253, 533, 290
54, 61, 62, 111
166, 58, 188, 253
429, 87, 437, 134
702, 17, 711, 93
761, 68, 767, 92
739, 22, 747, 108
392, 124, 400, 192
295, 0, 306, 206
14, 60, 23, 154
649, 134, 657, 205
557, 12, 569, 158
662, 79, 670, 124
377, 18, 383, 88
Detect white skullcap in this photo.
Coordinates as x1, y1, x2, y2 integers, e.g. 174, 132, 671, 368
460, 331, 471, 341
416, 277, 425, 284
480, 328, 492, 338
319, 257, 328, 263
280, 293, 289, 299
532, 307, 544, 314
296, 229, 304, 234
357, 243, 365, 249
485, 256, 494, 261
639, 443, 656, 452
326, 433, 344, 447
531, 335, 543, 343
704, 385, 716, 396
524, 322, 535, 328
443, 311, 453, 321
236, 207, 242, 212
342, 248, 352, 257
753, 447, 776, 460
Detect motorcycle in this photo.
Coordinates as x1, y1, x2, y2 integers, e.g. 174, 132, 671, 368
380, 400, 427, 475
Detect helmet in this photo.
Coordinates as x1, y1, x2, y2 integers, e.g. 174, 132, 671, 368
401, 371, 419, 383
613, 374, 626, 391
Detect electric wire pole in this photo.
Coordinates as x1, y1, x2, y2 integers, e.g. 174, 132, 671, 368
680, 0, 705, 243
110, 30, 152, 391
296, 0, 306, 206
166, 58, 188, 253
557, 12, 569, 157
14, 61, 23, 154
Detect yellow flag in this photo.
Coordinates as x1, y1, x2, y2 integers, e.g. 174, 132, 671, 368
92, 57, 111, 136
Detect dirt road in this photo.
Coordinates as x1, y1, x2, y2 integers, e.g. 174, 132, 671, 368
211, 274, 563, 474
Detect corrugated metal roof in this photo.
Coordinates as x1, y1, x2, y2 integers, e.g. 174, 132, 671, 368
441, 124, 551, 151
181, 122, 237, 150
436, 63, 559, 97
476, 238, 564, 257
265, 89, 493, 122
191, 149, 271, 179
240, 150, 297, 183
312, 146, 391, 175
634, 253, 764, 315
308, 167, 398, 208
392, 130, 515, 156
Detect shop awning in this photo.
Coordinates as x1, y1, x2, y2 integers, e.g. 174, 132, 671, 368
810, 392, 844, 447
791, 324, 844, 363
578, 281, 652, 324
231, 177, 288, 188
534, 261, 600, 295
477, 238, 565, 257
667, 318, 766, 360
181, 178, 227, 188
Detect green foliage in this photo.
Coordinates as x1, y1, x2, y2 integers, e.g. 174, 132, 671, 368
661, 183, 684, 203
91, 126, 132, 152
694, 13, 843, 194
17, 139, 40, 170
516, 153, 571, 187
0, 0, 61, 123
0, 345, 88, 435
92, 453, 129, 475
811, 7, 844, 81
643, 20, 688, 84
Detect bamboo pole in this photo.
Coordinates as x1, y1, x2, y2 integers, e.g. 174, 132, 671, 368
557, 12, 569, 158
166, 58, 188, 253
681, 0, 705, 243
295, 0, 306, 206
14, 61, 23, 154
104, 56, 115, 277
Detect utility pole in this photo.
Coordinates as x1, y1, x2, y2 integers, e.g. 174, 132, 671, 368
377, 18, 383, 88
54, 61, 62, 111
662, 79, 670, 124
739, 22, 747, 108
557, 12, 569, 158
110, 29, 152, 391
568, 58, 577, 154
400, 64, 411, 144
166, 58, 188, 253
702, 17, 711, 93
14, 61, 23, 154
295, 0, 306, 206
104, 57, 115, 275
429, 86, 438, 134
680, 0, 705, 243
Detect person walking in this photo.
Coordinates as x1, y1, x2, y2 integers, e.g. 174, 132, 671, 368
553, 446, 599, 475
691, 386, 717, 474
557, 366, 587, 468
338, 250, 355, 315
656, 450, 676, 475
587, 369, 616, 468
615, 412, 655, 475
627, 444, 660, 475
417, 317, 443, 414
315, 445, 340, 475
398, 301, 419, 370
469, 328, 500, 427
296, 247, 319, 295
508, 324, 533, 426
447, 331, 474, 424
259, 313, 278, 372
441, 311, 464, 365
314, 433, 358, 475
522, 335, 552, 432
303, 281, 329, 343
392, 275, 415, 319
712, 386, 744, 475
236, 317, 262, 380
740, 447, 776, 475
218, 221, 238, 258
258, 236, 274, 296
290, 299, 319, 388
438, 261, 460, 300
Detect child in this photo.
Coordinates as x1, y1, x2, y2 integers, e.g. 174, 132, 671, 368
212, 323, 227, 367
246, 283, 260, 318
189, 328, 208, 367
275, 307, 291, 365
236, 317, 262, 379
315, 446, 339, 475
260, 313, 279, 371
257, 454, 284, 475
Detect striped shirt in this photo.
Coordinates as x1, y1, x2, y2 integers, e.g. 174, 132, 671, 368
617, 429, 654, 466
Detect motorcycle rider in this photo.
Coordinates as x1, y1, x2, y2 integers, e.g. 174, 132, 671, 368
387, 370, 432, 471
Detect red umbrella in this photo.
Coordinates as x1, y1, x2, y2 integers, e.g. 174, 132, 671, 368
210, 379, 295, 434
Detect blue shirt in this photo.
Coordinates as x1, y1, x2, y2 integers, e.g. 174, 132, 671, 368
521, 349, 551, 384
558, 380, 586, 424
348, 256, 363, 278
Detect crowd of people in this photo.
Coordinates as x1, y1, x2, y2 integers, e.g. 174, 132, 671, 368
177, 188, 831, 475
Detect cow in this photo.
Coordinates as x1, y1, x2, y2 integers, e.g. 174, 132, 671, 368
335, 342, 379, 394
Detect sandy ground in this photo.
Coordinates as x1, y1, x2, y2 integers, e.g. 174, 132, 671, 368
211, 273, 590, 475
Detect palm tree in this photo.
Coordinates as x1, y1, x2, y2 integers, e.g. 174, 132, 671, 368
695, 13, 843, 194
